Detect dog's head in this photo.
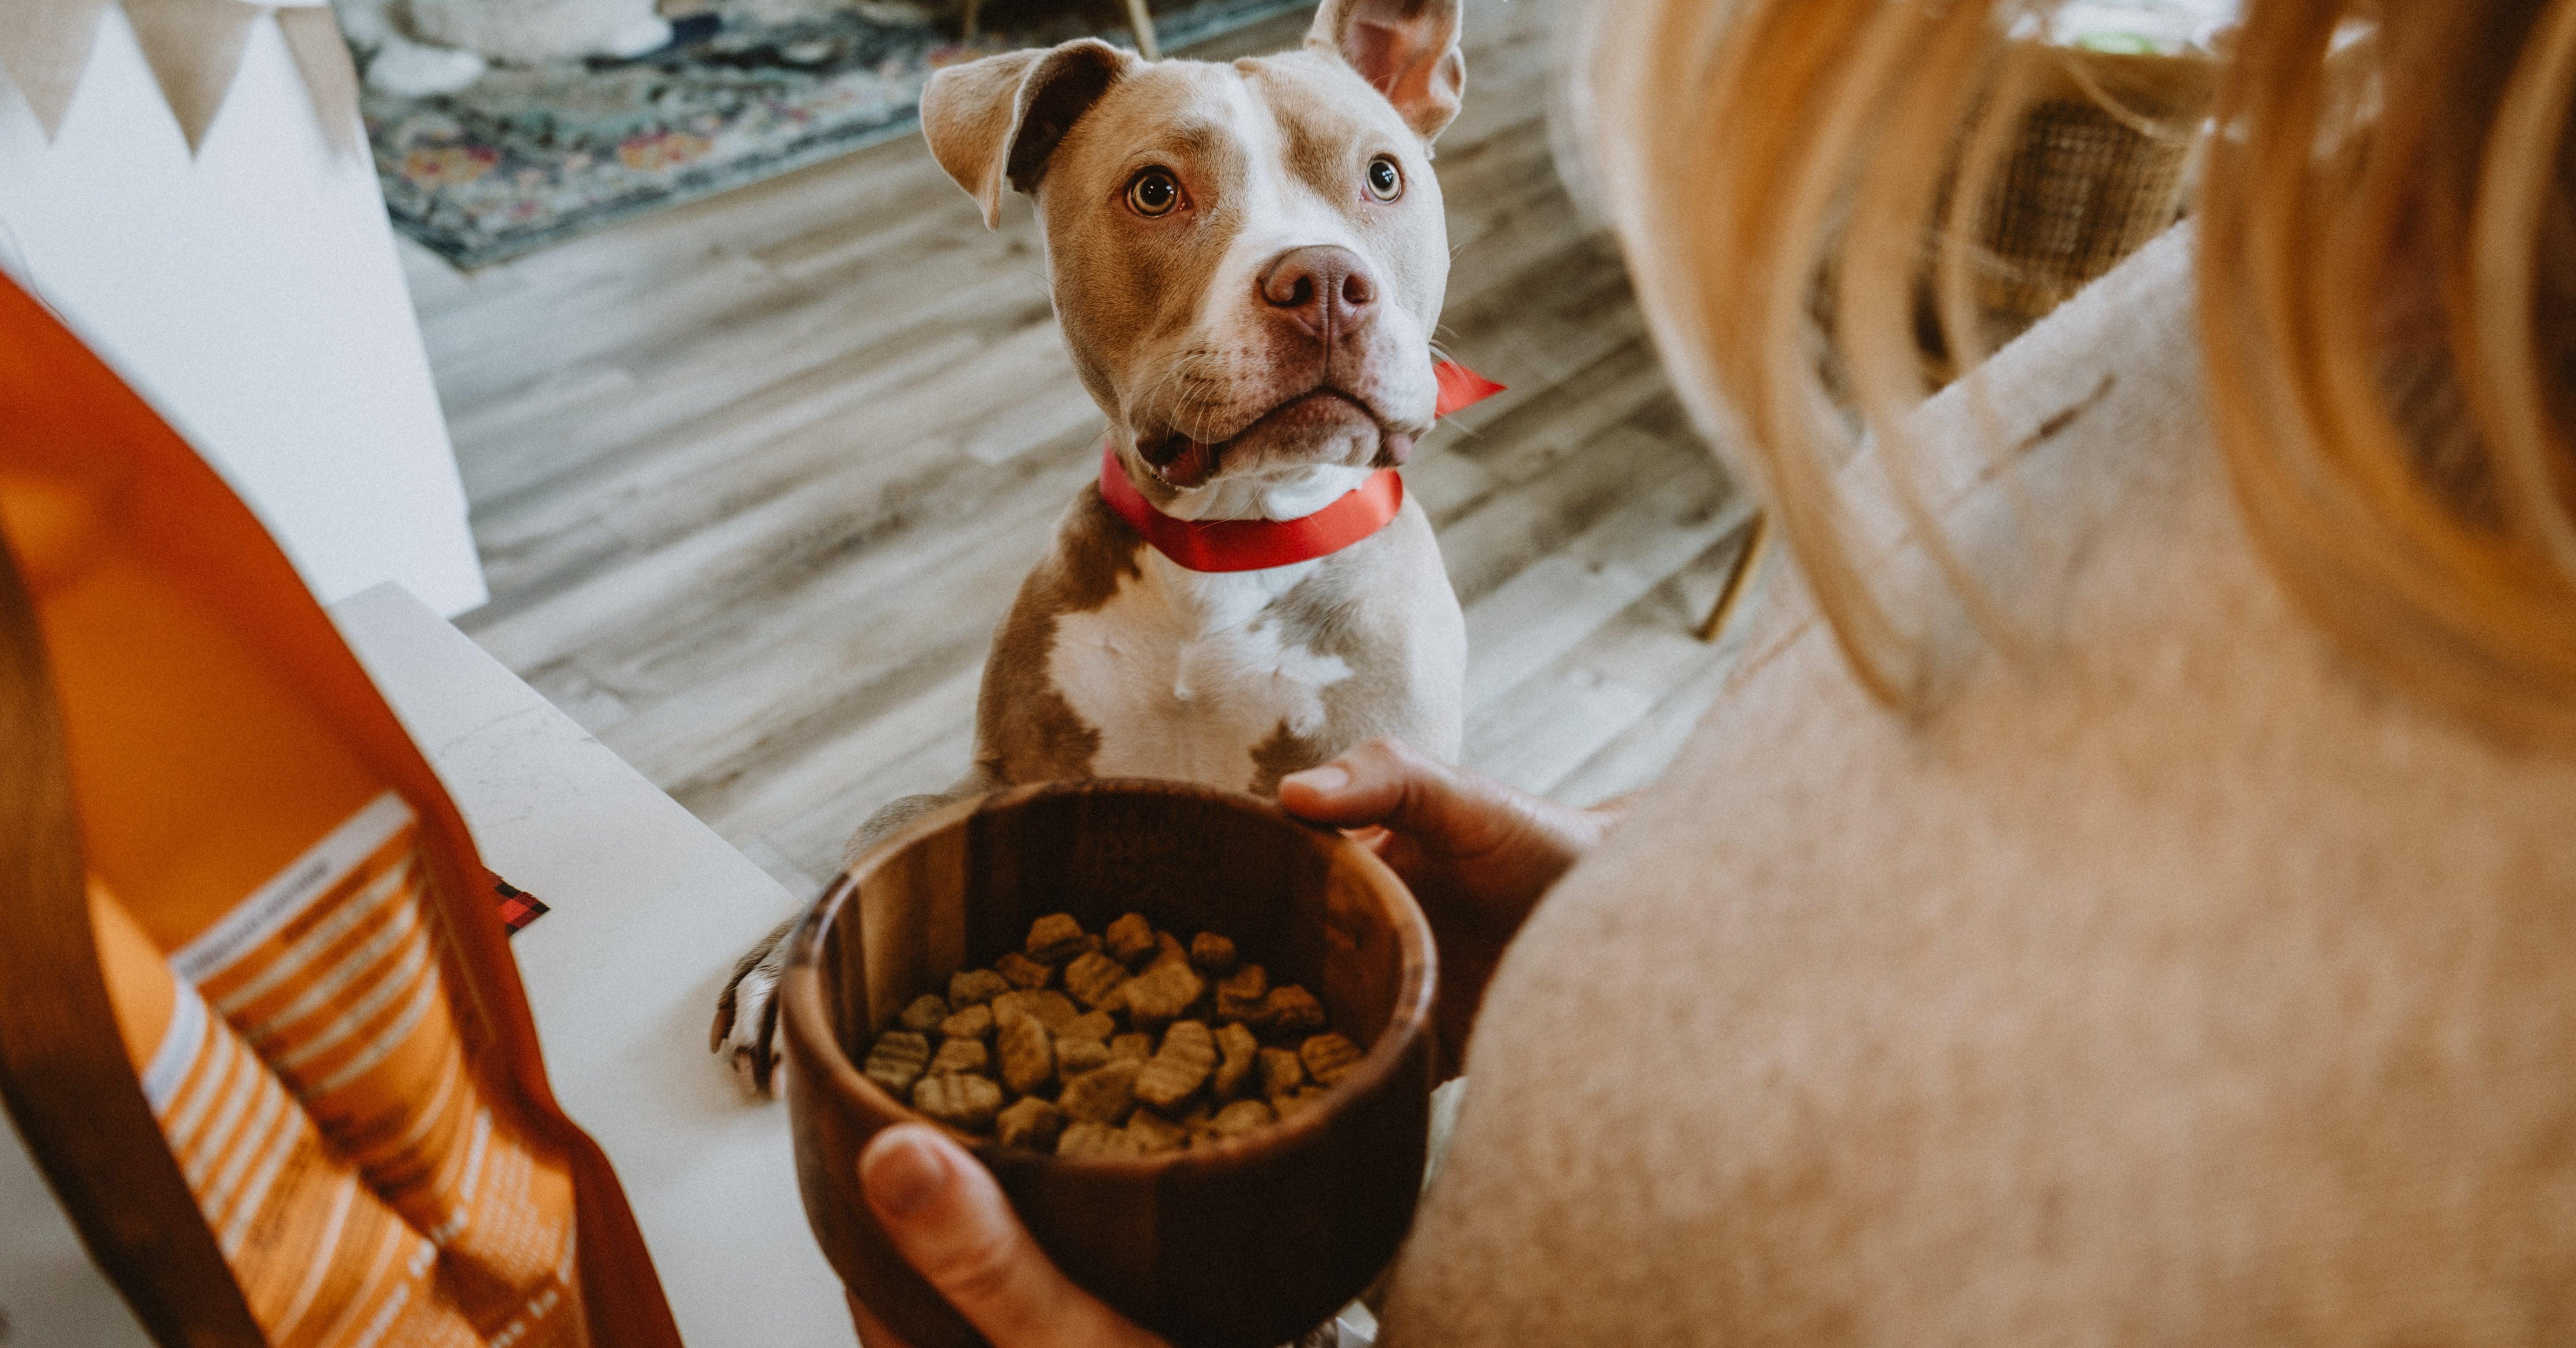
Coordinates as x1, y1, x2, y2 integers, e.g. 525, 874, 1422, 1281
921, 0, 1463, 491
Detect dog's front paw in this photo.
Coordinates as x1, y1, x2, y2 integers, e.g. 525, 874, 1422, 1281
711, 921, 795, 1096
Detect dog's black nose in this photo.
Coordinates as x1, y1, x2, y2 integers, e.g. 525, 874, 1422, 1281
1257, 245, 1376, 340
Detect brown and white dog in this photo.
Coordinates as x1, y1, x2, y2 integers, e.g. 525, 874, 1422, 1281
714, 0, 1475, 1089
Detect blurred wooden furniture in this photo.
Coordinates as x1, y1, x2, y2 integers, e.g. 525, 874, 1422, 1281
1696, 40, 2217, 644
961, 0, 1161, 57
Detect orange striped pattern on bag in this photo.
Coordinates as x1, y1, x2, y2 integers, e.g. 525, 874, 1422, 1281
94, 791, 587, 1347
95, 887, 484, 1348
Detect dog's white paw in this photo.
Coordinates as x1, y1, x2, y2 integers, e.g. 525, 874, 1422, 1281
711, 931, 791, 1097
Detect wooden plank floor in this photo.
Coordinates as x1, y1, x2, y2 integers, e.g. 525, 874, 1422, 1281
405, 0, 1755, 900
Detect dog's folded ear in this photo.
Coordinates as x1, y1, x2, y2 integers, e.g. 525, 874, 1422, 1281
1307, 0, 1464, 141
921, 39, 1132, 229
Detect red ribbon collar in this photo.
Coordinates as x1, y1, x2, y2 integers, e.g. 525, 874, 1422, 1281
1099, 359, 1506, 574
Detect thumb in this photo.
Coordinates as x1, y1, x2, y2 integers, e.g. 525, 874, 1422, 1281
859, 1125, 1161, 1348
1279, 738, 1498, 850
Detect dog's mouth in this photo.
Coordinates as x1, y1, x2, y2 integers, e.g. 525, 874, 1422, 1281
1136, 389, 1418, 490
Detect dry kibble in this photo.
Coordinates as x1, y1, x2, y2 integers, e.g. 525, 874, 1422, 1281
996, 1098, 1065, 1152
1103, 913, 1158, 968
1188, 932, 1238, 974
995, 951, 1055, 991
939, 1004, 995, 1042
1211, 1099, 1276, 1138
1215, 964, 1270, 1023
1213, 1023, 1260, 1099
902, 920, 1363, 1154
949, 969, 1010, 1008
1055, 1037, 1111, 1076
1263, 985, 1326, 1037
1062, 951, 1132, 1010
1258, 1047, 1305, 1100
930, 1037, 990, 1077
1066, 1010, 1117, 1042
1135, 1021, 1217, 1111
1299, 1032, 1364, 1087
991, 989, 1082, 1034
1058, 1060, 1142, 1125
1057, 1121, 1140, 1158
898, 994, 951, 1034
1025, 913, 1089, 965
1125, 1110, 1188, 1154
865, 1030, 932, 1098
1120, 961, 1205, 1033
913, 1073, 1004, 1131
996, 1013, 1056, 1096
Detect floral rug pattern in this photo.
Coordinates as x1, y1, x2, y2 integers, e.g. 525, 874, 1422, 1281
369, 0, 1308, 268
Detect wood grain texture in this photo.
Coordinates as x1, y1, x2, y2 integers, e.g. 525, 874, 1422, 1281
415, 0, 1748, 901
779, 779, 1434, 1348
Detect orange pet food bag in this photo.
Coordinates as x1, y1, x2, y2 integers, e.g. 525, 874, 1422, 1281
0, 277, 682, 1347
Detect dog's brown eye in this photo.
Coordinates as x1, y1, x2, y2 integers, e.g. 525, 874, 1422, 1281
1126, 166, 1182, 217
1366, 155, 1403, 201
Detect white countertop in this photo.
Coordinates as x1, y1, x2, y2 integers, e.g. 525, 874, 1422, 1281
0, 581, 854, 1347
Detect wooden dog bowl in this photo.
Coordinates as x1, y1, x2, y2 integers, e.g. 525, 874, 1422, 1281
779, 778, 1437, 1348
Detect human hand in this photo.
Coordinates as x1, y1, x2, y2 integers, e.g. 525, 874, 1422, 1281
853, 1123, 1171, 1348
1278, 738, 1626, 1076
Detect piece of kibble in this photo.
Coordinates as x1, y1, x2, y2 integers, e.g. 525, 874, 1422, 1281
1125, 1110, 1188, 1154
898, 994, 951, 1033
1055, 1036, 1111, 1076
1135, 1021, 1218, 1110
991, 989, 1082, 1033
1299, 1032, 1363, 1087
1025, 913, 1088, 965
1056, 1121, 1139, 1158
995, 1098, 1064, 1152
1211, 1099, 1276, 1138
930, 1037, 990, 1077
1212, 1022, 1260, 1099
1058, 1060, 1142, 1124
995, 951, 1054, 991
1215, 964, 1270, 1022
996, 1013, 1055, 1096
1120, 961, 1205, 1033
939, 1004, 995, 1042
1108, 1032, 1154, 1064
913, 1072, 1004, 1131
1275, 1085, 1328, 1118
865, 1030, 932, 1098
1188, 932, 1238, 974
1066, 1010, 1117, 1042
1263, 984, 1326, 1037
1062, 951, 1132, 1010
1258, 1046, 1305, 1100
1147, 931, 1191, 972
1103, 912, 1158, 967
949, 969, 1010, 1008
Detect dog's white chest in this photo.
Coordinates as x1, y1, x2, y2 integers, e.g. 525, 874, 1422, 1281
1047, 555, 1352, 789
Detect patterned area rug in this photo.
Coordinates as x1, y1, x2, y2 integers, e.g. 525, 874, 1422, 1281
370, 0, 1308, 268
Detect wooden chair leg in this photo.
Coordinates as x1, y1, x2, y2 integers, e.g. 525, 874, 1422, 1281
1696, 510, 1772, 643
1124, 0, 1161, 59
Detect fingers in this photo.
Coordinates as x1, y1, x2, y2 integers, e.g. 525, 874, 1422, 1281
1279, 737, 1474, 838
1281, 738, 1564, 865
860, 1125, 1166, 1348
